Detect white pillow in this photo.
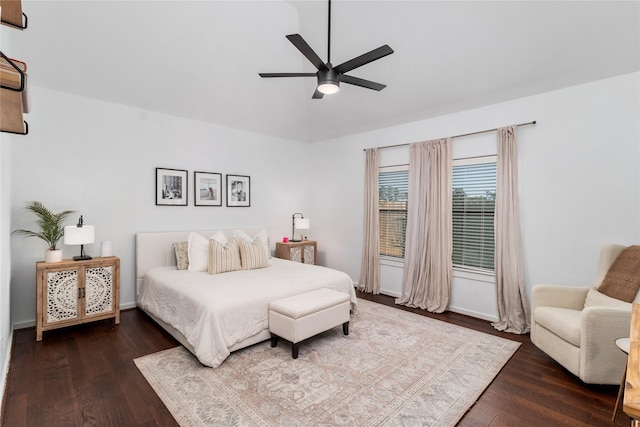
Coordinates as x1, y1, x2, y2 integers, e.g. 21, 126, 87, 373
211, 230, 229, 246
187, 232, 210, 272
233, 229, 271, 259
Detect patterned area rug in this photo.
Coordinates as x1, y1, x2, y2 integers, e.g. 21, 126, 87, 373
135, 299, 519, 426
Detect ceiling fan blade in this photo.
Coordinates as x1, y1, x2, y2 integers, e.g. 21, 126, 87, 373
334, 45, 394, 74
259, 73, 316, 78
341, 75, 387, 91
286, 34, 327, 71
312, 88, 324, 99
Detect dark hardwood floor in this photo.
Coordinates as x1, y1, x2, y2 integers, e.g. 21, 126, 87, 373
1, 292, 629, 426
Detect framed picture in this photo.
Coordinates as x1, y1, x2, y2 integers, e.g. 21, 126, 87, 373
156, 168, 188, 206
226, 174, 250, 207
194, 171, 222, 206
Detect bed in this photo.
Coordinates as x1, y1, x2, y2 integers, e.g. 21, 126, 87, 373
135, 229, 357, 367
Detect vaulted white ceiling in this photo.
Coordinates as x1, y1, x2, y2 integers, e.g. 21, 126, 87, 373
5, 1, 640, 142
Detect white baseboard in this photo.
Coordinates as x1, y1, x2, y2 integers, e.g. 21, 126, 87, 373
13, 303, 139, 331
363, 287, 498, 323
1, 326, 13, 417
12, 320, 34, 330
448, 305, 498, 322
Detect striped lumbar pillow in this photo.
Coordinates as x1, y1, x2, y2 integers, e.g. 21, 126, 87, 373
208, 238, 242, 275
238, 237, 269, 270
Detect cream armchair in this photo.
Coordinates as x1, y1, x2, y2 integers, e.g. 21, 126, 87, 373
531, 244, 639, 385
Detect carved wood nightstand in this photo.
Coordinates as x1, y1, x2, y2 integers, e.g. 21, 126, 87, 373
275, 240, 317, 265
35, 256, 120, 341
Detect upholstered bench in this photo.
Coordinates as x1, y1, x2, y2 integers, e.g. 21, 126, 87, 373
268, 288, 351, 359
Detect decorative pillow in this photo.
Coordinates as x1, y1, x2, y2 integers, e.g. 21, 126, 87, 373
187, 232, 210, 272
208, 239, 242, 275
584, 287, 631, 310
173, 242, 189, 270
238, 237, 269, 270
598, 245, 640, 302
234, 229, 271, 259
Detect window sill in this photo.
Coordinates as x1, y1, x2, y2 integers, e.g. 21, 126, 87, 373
378, 257, 496, 284
380, 256, 404, 268
452, 267, 495, 284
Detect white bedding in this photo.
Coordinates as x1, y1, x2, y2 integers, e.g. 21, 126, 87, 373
137, 257, 357, 367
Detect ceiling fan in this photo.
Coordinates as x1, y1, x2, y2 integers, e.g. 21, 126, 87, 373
259, 0, 394, 99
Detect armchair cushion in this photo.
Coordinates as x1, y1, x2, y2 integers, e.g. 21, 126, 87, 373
534, 307, 581, 347
584, 287, 632, 310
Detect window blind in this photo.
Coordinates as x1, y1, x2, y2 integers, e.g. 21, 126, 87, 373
452, 160, 496, 271
379, 168, 408, 258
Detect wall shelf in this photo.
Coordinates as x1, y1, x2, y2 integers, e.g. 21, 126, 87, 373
0, 51, 29, 135
0, 0, 28, 30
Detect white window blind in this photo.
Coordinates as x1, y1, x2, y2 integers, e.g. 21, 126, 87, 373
452, 156, 496, 271
379, 166, 408, 258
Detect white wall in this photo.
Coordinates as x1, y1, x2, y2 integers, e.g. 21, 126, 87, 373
0, 133, 13, 411
311, 72, 640, 320
6, 73, 640, 327
1, 22, 15, 407
9, 85, 313, 328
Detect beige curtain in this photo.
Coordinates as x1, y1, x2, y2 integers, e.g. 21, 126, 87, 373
396, 138, 452, 313
492, 126, 530, 334
358, 148, 380, 294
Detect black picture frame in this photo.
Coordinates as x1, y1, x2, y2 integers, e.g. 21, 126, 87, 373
226, 174, 250, 207
156, 168, 188, 206
194, 171, 222, 206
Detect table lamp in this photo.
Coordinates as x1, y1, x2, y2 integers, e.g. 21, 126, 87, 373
291, 213, 310, 242
64, 215, 95, 261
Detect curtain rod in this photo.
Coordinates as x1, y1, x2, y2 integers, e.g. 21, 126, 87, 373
364, 120, 536, 151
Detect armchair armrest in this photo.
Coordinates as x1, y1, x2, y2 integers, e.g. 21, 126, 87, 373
580, 306, 632, 383
531, 284, 589, 312
530, 284, 589, 343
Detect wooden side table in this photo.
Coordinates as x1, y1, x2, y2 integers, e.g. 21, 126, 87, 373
624, 304, 640, 423
614, 337, 630, 421
275, 240, 317, 265
36, 256, 120, 341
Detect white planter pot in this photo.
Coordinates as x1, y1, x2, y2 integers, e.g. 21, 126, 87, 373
45, 249, 63, 263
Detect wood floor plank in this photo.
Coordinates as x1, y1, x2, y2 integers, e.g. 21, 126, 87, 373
0, 292, 631, 426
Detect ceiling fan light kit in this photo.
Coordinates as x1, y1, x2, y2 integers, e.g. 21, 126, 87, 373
317, 67, 340, 94
259, 0, 393, 99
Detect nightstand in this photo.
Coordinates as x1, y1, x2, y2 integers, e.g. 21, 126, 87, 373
275, 240, 317, 265
36, 256, 120, 341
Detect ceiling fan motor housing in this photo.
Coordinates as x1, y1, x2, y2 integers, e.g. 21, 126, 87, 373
318, 66, 340, 92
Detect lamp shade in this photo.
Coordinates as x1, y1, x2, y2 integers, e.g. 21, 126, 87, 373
64, 225, 95, 245
294, 218, 310, 230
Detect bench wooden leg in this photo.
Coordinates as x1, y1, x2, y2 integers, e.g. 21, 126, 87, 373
343, 321, 349, 335
270, 334, 278, 347
292, 342, 299, 359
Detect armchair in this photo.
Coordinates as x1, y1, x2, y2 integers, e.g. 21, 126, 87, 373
531, 244, 639, 385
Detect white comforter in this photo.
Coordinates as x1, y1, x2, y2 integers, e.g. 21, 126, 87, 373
137, 258, 357, 367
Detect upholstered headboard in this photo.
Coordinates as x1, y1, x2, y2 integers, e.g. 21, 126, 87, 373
135, 228, 264, 296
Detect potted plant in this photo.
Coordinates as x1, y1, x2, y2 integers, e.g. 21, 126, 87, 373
13, 201, 75, 262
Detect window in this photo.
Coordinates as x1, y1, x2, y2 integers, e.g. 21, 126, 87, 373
379, 166, 408, 258
452, 156, 497, 272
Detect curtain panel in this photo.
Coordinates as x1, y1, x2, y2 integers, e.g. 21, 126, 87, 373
492, 126, 530, 334
396, 138, 452, 313
358, 148, 380, 294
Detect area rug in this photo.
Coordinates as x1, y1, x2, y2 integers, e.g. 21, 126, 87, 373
135, 299, 519, 426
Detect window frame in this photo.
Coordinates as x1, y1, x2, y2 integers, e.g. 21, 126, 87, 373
452, 155, 497, 276
378, 164, 409, 261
